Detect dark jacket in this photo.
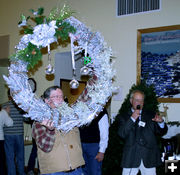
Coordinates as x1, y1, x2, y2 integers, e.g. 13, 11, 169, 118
118, 109, 168, 168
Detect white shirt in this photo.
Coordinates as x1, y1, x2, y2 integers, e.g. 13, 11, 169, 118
0, 109, 13, 140
98, 114, 109, 153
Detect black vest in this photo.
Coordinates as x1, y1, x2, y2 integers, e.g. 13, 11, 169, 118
80, 108, 107, 143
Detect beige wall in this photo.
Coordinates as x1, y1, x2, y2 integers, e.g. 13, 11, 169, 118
0, 67, 8, 103
0, 0, 180, 121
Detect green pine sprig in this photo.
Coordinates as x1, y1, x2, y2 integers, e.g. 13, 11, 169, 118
55, 20, 76, 41
24, 26, 33, 34
29, 7, 44, 16
10, 43, 42, 70
167, 121, 180, 126
15, 7, 76, 69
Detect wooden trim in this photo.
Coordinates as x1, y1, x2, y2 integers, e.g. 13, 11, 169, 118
158, 98, 180, 103
24, 140, 32, 146
137, 30, 142, 85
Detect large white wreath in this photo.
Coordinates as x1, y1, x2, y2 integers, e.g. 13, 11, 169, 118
3, 8, 116, 132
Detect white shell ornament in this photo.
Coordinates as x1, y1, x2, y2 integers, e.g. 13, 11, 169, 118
45, 64, 55, 75
80, 66, 91, 75
69, 79, 79, 89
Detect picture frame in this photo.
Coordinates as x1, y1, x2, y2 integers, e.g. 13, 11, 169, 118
137, 25, 180, 103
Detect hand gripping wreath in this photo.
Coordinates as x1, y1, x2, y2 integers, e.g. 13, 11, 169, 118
3, 7, 116, 132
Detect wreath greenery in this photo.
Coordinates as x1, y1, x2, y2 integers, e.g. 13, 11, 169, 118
13, 6, 76, 69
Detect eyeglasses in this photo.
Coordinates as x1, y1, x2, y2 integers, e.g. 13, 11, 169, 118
50, 95, 63, 99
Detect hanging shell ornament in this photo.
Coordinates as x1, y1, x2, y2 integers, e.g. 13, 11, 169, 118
45, 64, 55, 75
69, 79, 79, 89
45, 45, 55, 75
80, 66, 91, 75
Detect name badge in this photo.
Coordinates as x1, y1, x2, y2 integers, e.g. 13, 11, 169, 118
138, 121, 146, 127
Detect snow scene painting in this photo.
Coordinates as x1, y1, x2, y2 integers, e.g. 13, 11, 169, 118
141, 29, 180, 99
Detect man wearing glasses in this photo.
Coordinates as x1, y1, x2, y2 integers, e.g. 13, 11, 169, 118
32, 86, 84, 175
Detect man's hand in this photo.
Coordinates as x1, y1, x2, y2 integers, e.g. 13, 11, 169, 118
95, 152, 104, 162
41, 119, 54, 130
131, 110, 140, 120
152, 113, 164, 123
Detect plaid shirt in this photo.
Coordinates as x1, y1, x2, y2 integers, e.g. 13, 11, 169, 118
32, 122, 55, 153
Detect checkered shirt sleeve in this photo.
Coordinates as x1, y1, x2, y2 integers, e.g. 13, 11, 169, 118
32, 122, 55, 153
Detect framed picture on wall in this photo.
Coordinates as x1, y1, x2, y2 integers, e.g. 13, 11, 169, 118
137, 25, 180, 103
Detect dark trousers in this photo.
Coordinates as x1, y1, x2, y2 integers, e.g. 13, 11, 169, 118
27, 138, 38, 172
81, 143, 102, 175
0, 140, 6, 175
4, 135, 25, 175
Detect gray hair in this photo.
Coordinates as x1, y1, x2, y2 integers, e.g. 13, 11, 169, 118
130, 90, 145, 100
43, 86, 61, 99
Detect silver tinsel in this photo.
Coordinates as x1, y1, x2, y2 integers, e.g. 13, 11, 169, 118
3, 15, 117, 132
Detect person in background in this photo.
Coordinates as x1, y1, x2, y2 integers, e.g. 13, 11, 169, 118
0, 106, 13, 175
79, 108, 109, 175
118, 90, 168, 175
26, 119, 39, 175
32, 86, 85, 175
2, 90, 26, 175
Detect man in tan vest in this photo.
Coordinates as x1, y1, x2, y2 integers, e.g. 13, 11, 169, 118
32, 86, 85, 175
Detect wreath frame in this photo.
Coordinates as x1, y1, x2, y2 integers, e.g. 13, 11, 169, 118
3, 7, 116, 132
